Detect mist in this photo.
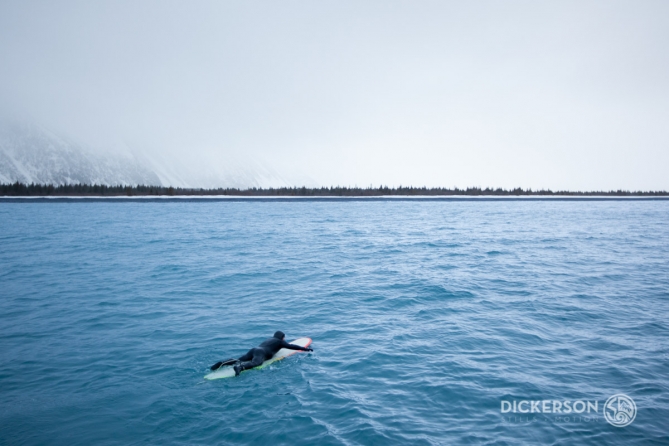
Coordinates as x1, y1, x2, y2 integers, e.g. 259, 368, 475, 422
1, 1, 668, 190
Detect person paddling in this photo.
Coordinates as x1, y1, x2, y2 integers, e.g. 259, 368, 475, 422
210, 331, 313, 376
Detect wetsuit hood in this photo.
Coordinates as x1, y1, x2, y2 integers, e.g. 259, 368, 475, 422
273, 331, 285, 340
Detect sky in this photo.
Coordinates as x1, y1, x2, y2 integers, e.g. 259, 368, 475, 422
1, 0, 668, 190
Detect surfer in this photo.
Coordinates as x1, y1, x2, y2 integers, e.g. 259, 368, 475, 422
211, 331, 313, 376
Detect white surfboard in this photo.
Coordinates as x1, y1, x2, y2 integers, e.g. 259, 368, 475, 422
204, 337, 312, 380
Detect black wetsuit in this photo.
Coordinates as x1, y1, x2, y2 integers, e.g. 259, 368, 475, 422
236, 335, 310, 372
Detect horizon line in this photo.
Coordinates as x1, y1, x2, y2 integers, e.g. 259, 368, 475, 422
1, 182, 668, 197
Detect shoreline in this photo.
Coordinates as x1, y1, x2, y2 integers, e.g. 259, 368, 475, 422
3, 195, 669, 202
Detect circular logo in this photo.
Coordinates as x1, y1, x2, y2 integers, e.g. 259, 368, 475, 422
604, 394, 636, 427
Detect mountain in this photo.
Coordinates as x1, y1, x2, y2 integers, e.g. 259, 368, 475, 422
0, 121, 295, 188
0, 121, 161, 186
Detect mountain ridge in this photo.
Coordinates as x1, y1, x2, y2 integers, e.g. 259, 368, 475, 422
0, 120, 294, 188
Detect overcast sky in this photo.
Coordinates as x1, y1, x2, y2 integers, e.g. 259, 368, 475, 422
1, 0, 668, 190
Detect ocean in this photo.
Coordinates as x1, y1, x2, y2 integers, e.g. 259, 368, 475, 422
1, 199, 668, 445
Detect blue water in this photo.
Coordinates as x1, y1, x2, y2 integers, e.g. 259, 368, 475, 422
1, 199, 668, 445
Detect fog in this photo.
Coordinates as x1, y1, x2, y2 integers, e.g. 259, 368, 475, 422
1, 1, 668, 189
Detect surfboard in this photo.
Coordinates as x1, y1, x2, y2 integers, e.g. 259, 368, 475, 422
204, 337, 312, 380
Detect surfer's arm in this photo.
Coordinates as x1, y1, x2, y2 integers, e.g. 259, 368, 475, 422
280, 340, 313, 351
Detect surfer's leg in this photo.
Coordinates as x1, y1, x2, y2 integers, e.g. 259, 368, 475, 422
234, 348, 266, 375
237, 349, 254, 362
249, 348, 267, 368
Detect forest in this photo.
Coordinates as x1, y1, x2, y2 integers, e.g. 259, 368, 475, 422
1, 182, 667, 197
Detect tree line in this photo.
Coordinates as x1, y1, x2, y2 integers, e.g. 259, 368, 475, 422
1, 182, 667, 196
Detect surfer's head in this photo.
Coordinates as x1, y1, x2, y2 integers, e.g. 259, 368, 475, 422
273, 331, 286, 340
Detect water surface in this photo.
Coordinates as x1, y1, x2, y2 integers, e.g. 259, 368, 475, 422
1, 200, 668, 444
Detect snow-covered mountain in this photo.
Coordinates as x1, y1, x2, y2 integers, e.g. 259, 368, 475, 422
0, 121, 295, 188
0, 122, 161, 186
142, 150, 292, 190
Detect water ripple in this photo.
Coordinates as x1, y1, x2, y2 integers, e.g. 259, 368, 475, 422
1, 200, 668, 444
